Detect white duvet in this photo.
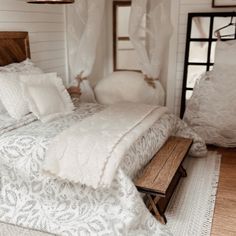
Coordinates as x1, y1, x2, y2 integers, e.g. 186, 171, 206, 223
0, 102, 207, 236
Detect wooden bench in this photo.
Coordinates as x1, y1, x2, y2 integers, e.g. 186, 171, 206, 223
135, 136, 193, 224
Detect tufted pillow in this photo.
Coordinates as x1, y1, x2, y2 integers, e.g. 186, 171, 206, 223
21, 73, 74, 123
94, 71, 165, 106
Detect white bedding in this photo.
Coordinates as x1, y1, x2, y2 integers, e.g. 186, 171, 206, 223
0, 111, 37, 135
0, 103, 207, 236
43, 103, 167, 188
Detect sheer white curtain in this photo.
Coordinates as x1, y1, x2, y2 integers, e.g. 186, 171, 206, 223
129, 0, 172, 105
67, 0, 105, 102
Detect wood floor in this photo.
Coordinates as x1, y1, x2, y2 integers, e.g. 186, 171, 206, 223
210, 146, 236, 236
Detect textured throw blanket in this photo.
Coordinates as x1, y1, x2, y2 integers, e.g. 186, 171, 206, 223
43, 103, 167, 188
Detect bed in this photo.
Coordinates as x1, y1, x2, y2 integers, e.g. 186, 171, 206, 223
0, 31, 206, 236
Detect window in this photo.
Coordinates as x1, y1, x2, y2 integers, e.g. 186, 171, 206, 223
181, 12, 236, 117
113, 1, 146, 71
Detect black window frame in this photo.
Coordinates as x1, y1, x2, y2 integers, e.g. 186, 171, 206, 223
180, 12, 236, 118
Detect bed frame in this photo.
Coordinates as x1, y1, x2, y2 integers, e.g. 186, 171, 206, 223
0, 31, 31, 66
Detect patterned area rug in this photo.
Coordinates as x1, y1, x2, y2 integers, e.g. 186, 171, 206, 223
0, 151, 221, 236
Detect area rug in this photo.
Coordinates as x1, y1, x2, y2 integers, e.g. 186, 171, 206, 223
0, 151, 221, 236
166, 151, 221, 236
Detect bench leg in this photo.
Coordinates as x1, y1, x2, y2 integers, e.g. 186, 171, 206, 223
146, 194, 167, 225
179, 165, 187, 177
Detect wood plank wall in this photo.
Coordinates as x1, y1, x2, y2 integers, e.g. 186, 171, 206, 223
0, 0, 67, 82
173, 0, 236, 115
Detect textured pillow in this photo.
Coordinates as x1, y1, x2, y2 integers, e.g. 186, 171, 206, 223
0, 59, 43, 114
183, 70, 236, 147
0, 73, 31, 119
21, 73, 74, 123
0, 59, 43, 74
94, 71, 165, 105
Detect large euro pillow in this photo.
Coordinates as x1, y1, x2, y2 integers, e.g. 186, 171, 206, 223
183, 68, 236, 147
94, 71, 165, 105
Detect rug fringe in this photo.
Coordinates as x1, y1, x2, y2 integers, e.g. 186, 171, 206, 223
200, 151, 221, 236
166, 151, 222, 236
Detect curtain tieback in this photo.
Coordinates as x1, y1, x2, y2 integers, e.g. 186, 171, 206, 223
144, 75, 156, 89
68, 72, 87, 97
75, 71, 87, 85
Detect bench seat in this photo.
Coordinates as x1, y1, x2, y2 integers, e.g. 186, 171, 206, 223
135, 136, 193, 224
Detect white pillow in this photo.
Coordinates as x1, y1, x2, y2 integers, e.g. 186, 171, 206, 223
21, 73, 74, 123
0, 59, 43, 114
94, 71, 165, 105
214, 40, 236, 68
0, 73, 31, 119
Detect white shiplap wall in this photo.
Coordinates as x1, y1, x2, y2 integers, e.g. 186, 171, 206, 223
0, 0, 67, 82
171, 0, 236, 115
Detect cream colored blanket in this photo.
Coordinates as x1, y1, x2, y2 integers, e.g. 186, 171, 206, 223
43, 103, 167, 189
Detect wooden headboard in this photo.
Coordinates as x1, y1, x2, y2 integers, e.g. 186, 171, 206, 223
0, 31, 80, 96
0, 31, 31, 66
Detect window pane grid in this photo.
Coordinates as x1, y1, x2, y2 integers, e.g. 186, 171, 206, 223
181, 12, 236, 118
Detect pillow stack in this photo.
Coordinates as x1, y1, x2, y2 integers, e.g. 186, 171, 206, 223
0, 59, 74, 122
184, 40, 236, 147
